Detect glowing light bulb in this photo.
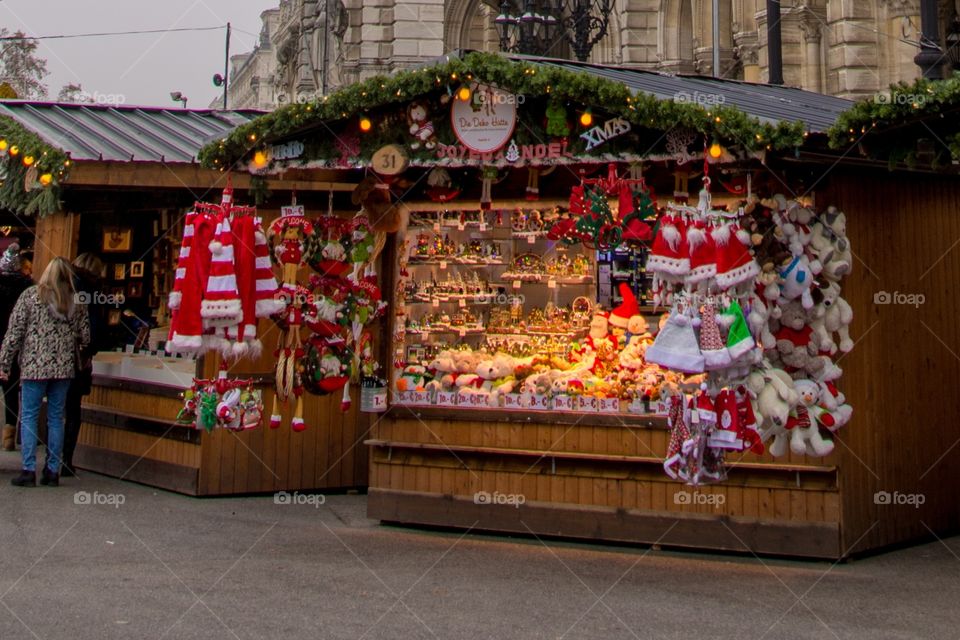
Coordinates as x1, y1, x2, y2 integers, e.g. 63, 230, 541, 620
579, 111, 593, 127
359, 116, 372, 132
457, 86, 471, 101
39, 173, 52, 187
252, 150, 269, 168
709, 143, 723, 159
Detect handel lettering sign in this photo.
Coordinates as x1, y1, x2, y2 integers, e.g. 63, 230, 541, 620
451, 84, 518, 154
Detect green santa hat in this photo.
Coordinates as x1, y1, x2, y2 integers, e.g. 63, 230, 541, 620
721, 299, 755, 361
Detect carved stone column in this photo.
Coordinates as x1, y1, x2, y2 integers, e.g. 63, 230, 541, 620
734, 32, 760, 82
799, 7, 823, 93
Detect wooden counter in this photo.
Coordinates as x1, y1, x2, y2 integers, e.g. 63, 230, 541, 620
366, 407, 841, 558
76, 349, 371, 496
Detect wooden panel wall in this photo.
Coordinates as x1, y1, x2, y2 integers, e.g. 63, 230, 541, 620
369, 415, 841, 556
33, 211, 80, 276
820, 170, 960, 554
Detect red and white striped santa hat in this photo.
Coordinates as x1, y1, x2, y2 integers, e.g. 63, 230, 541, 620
201, 215, 243, 330
254, 217, 286, 318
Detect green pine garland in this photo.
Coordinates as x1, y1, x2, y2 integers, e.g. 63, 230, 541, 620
199, 52, 806, 171
827, 73, 960, 168
0, 115, 70, 217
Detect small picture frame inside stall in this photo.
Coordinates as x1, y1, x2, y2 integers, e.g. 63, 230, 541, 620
107, 309, 121, 326
102, 227, 132, 253
129, 261, 144, 278
127, 281, 143, 298
113, 263, 126, 280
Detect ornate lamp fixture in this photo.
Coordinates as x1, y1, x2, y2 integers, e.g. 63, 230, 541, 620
495, 0, 614, 62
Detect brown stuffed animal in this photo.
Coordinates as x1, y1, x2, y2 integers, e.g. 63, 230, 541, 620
352, 176, 403, 232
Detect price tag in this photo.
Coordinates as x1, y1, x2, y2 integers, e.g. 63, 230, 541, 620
458, 328, 466, 338
547, 279, 557, 289
512, 280, 522, 289
527, 234, 535, 244
433, 222, 441, 232
479, 222, 488, 232
458, 298, 466, 308
432, 298, 440, 308
420, 331, 429, 341
439, 260, 447, 270
457, 223, 465, 231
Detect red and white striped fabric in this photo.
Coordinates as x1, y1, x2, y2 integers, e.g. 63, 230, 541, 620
167, 210, 217, 353
202, 215, 243, 330
254, 218, 285, 318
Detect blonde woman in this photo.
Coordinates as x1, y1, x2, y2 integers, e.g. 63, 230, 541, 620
0, 257, 90, 487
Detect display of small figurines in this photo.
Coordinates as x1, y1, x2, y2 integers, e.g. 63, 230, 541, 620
502, 253, 546, 281
570, 296, 593, 329
511, 209, 527, 232
408, 233, 503, 264
527, 210, 544, 233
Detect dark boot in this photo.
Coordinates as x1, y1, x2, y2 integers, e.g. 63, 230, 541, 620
11, 469, 35, 487
39, 467, 59, 487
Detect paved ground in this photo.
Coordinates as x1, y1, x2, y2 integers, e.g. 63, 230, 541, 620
0, 449, 956, 640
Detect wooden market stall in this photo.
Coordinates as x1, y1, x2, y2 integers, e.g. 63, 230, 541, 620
0, 102, 372, 495
199, 52, 960, 557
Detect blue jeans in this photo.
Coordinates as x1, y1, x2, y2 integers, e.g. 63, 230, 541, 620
19, 379, 71, 473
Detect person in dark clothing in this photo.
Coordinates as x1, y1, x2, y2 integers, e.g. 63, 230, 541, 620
0, 243, 33, 451
62, 253, 109, 476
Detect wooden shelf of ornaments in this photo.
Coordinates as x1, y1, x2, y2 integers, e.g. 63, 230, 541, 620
391, 207, 665, 422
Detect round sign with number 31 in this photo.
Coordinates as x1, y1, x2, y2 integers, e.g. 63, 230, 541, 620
371, 144, 409, 176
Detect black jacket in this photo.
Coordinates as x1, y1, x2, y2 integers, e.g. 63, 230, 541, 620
72, 268, 111, 360
0, 271, 33, 339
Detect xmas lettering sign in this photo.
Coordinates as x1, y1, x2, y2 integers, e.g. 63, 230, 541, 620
580, 117, 632, 152
451, 85, 517, 153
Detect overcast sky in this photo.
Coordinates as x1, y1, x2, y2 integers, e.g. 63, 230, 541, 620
1, 0, 277, 108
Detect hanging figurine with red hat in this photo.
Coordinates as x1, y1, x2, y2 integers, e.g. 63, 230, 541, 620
268, 201, 315, 431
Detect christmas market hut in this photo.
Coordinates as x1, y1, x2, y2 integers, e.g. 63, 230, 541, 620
199, 52, 960, 559
0, 101, 371, 495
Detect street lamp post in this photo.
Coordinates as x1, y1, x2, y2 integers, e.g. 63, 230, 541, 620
495, 0, 613, 62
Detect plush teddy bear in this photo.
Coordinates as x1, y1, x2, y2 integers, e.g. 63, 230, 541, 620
813, 377, 853, 430
746, 367, 799, 457
407, 101, 437, 150
488, 353, 519, 401
817, 280, 854, 353
809, 206, 851, 281
787, 379, 835, 457
773, 301, 823, 375
746, 293, 778, 351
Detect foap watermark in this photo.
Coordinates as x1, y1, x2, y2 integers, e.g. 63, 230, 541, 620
74, 491, 125, 508
75, 291, 125, 308
874, 291, 925, 308
673, 91, 726, 107
874, 490, 925, 508
674, 490, 725, 507
274, 491, 326, 508
473, 490, 525, 508
78, 90, 127, 105
874, 92, 928, 107
469, 89, 525, 107
476, 292, 525, 305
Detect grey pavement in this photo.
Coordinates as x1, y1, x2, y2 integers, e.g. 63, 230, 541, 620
0, 448, 956, 640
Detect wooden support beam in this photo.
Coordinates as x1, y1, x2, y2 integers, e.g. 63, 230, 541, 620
65, 161, 358, 192
33, 210, 80, 277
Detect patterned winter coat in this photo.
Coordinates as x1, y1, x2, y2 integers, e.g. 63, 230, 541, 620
0, 286, 90, 380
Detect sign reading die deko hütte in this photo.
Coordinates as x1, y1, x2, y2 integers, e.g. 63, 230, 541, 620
451, 84, 518, 154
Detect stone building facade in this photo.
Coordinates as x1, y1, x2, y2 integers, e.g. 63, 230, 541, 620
225, 0, 960, 109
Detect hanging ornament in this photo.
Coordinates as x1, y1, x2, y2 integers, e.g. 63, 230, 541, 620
504, 139, 520, 163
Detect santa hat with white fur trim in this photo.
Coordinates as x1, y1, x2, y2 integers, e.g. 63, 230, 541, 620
202, 215, 243, 329
609, 283, 640, 329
